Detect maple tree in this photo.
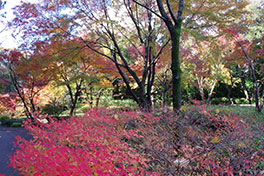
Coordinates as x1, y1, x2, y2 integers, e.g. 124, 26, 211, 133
183, 36, 234, 104
7, 0, 251, 111
227, 35, 264, 112
132, 0, 249, 110
32, 39, 113, 116
9, 0, 170, 111
0, 49, 50, 119
224, 1, 264, 112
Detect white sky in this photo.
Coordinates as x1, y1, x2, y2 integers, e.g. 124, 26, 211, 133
0, 0, 262, 49
0, 0, 36, 49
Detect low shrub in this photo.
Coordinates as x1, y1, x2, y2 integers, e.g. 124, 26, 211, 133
10, 122, 22, 128
41, 105, 65, 116
211, 97, 229, 105
9, 107, 263, 175
233, 98, 249, 104
1, 118, 23, 127
9, 108, 158, 175
0, 114, 10, 122
118, 107, 263, 175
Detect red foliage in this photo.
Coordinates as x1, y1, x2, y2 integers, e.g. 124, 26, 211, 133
0, 94, 17, 114
9, 109, 159, 175
9, 108, 263, 175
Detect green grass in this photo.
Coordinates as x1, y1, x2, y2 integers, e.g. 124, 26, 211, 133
186, 104, 263, 120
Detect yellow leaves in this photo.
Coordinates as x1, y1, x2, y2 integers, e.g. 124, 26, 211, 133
99, 77, 111, 87
215, 108, 220, 114
114, 114, 119, 120
181, 105, 187, 112
211, 137, 221, 143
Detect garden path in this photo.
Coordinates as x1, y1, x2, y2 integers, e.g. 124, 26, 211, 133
0, 126, 32, 176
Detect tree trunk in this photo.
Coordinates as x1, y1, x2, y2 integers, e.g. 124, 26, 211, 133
226, 84, 232, 105
207, 81, 217, 105
240, 76, 251, 104
196, 76, 205, 104
89, 87, 93, 108
156, 0, 184, 111
96, 88, 104, 107
238, 42, 262, 112
67, 79, 83, 117
9, 70, 33, 119
170, 24, 182, 111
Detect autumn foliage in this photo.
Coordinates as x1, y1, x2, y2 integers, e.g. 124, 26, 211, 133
9, 108, 263, 175
9, 109, 158, 175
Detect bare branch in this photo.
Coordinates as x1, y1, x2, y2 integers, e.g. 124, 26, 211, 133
132, 0, 165, 20
166, 0, 177, 24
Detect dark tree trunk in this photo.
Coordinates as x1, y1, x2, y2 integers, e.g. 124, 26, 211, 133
9, 69, 33, 120
238, 42, 262, 112
156, 0, 184, 111
95, 88, 104, 107
66, 79, 83, 117
89, 87, 93, 108
170, 25, 182, 110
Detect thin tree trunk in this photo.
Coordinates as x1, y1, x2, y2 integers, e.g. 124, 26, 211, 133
238, 42, 261, 112
67, 79, 83, 117
9, 70, 33, 119
96, 88, 104, 107
197, 76, 205, 104
89, 87, 93, 108
206, 80, 217, 105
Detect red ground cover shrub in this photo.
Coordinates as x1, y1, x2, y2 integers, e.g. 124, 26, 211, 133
9, 109, 158, 175
9, 107, 263, 175
118, 106, 263, 175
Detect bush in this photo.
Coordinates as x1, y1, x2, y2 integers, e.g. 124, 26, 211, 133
118, 107, 263, 175
0, 114, 9, 122
233, 98, 249, 104
41, 105, 64, 116
10, 122, 22, 128
211, 97, 229, 104
0, 117, 24, 127
9, 109, 158, 175
9, 108, 263, 175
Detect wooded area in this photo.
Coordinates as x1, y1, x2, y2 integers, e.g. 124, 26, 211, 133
0, 0, 263, 175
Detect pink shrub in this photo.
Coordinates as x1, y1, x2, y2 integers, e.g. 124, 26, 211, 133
118, 106, 263, 175
9, 108, 159, 175
9, 107, 263, 175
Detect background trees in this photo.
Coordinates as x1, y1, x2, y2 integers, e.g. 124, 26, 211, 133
0, 49, 50, 118
0, 0, 262, 115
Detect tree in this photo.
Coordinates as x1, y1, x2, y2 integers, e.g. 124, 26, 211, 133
228, 35, 264, 112
33, 39, 112, 116
9, 0, 170, 111
225, 0, 264, 112
132, 0, 248, 110
0, 49, 49, 119
9, 0, 249, 111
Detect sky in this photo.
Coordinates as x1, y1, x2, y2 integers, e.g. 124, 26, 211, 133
0, 0, 263, 49
0, 0, 36, 49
